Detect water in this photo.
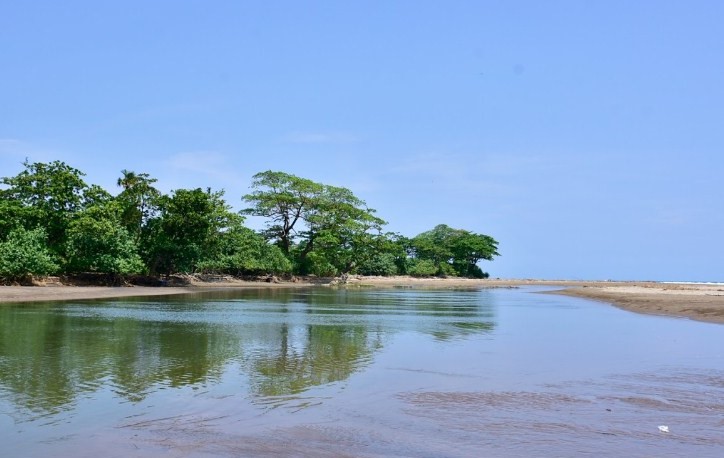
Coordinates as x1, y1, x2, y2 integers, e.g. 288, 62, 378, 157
1, 287, 723, 457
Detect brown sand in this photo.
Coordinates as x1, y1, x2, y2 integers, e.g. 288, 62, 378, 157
551, 282, 724, 324
2, 276, 723, 324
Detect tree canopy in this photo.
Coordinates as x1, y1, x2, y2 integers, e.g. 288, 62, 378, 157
243, 171, 387, 276
0, 162, 500, 282
410, 224, 500, 278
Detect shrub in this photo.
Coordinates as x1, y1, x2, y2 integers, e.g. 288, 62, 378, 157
0, 228, 59, 281
407, 259, 437, 277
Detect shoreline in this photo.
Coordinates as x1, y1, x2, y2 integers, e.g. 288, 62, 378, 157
2, 276, 723, 324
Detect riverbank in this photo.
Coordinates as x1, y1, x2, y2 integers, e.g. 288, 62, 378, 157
551, 282, 724, 324
352, 277, 724, 324
1, 276, 723, 324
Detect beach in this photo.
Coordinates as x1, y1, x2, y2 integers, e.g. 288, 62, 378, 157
1, 277, 723, 324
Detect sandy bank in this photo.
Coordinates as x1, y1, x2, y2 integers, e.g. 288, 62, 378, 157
2, 277, 723, 325
349, 277, 724, 324
0, 277, 310, 303
551, 282, 724, 324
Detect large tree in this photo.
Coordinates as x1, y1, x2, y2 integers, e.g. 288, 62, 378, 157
298, 184, 386, 275
242, 171, 324, 254
0, 160, 89, 254
115, 169, 161, 239
243, 171, 386, 275
411, 224, 499, 278
143, 188, 234, 275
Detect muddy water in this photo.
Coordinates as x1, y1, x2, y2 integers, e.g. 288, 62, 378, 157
1, 287, 723, 457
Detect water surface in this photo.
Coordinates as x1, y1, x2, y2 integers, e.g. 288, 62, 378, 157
1, 287, 723, 457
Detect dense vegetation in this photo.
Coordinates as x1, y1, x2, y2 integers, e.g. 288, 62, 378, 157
0, 161, 499, 282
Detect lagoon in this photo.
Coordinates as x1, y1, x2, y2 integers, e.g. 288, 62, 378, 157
1, 287, 723, 457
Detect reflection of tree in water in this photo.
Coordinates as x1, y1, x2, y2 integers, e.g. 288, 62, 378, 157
0, 306, 237, 415
0, 288, 496, 418
0, 311, 84, 415
250, 324, 382, 397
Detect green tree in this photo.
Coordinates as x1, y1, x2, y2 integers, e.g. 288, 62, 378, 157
0, 197, 30, 239
0, 160, 90, 255
411, 224, 499, 277
115, 170, 161, 239
406, 258, 438, 277
0, 228, 59, 281
196, 215, 292, 276
242, 171, 324, 255
298, 185, 386, 275
356, 232, 409, 276
243, 171, 387, 276
64, 204, 144, 275
143, 188, 233, 275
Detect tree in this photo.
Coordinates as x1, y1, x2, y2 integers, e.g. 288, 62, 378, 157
356, 233, 409, 276
242, 171, 323, 255
243, 171, 387, 276
196, 216, 292, 276
0, 197, 30, 239
64, 205, 144, 275
298, 184, 386, 275
0, 228, 59, 281
115, 170, 161, 239
411, 224, 499, 277
143, 188, 234, 275
0, 160, 89, 255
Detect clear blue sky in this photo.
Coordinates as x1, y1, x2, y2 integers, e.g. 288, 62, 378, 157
1, 1, 722, 281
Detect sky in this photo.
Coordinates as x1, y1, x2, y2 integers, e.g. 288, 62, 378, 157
1, 1, 722, 281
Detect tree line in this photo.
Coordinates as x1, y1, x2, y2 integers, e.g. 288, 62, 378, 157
0, 161, 499, 282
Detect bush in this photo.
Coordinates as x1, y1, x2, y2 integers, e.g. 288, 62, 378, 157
436, 262, 457, 277
407, 259, 437, 277
357, 253, 399, 276
303, 252, 338, 277
65, 214, 144, 275
0, 228, 59, 281
197, 226, 292, 276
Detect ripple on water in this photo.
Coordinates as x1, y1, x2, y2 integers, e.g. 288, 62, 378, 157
396, 369, 724, 457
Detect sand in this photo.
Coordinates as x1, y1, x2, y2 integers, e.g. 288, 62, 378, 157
2, 276, 723, 324
551, 282, 724, 324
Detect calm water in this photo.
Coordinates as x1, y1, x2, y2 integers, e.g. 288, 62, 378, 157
1, 287, 723, 457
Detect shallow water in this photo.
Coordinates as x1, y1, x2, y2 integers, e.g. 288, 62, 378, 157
1, 287, 723, 457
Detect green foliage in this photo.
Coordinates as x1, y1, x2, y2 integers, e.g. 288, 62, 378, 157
0, 160, 89, 254
197, 222, 292, 275
0, 198, 30, 238
115, 170, 161, 239
356, 232, 410, 276
243, 171, 324, 254
143, 188, 237, 275
300, 251, 338, 277
356, 253, 399, 276
410, 224, 499, 277
244, 171, 387, 276
1, 162, 501, 280
0, 228, 59, 280
65, 206, 144, 275
406, 259, 438, 277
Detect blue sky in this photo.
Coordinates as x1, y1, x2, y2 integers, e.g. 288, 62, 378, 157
1, 1, 722, 281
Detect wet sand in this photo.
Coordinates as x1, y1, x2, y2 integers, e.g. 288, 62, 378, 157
551, 282, 724, 324
2, 277, 723, 324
